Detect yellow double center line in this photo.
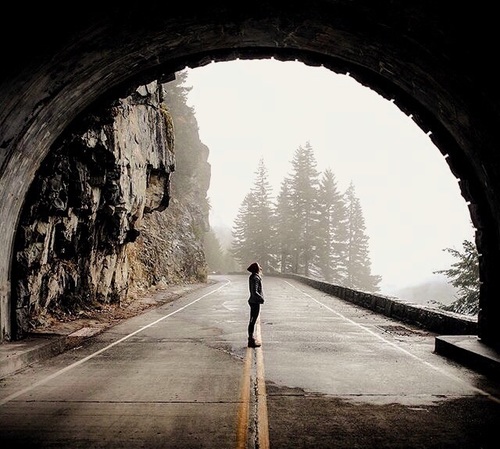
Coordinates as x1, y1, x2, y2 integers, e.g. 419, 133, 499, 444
236, 321, 270, 449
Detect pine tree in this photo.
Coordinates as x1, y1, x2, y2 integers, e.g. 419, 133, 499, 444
203, 228, 239, 274
249, 158, 276, 272
163, 70, 199, 198
288, 142, 321, 276
203, 229, 225, 273
344, 182, 381, 292
274, 177, 296, 273
231, 158, 276, 271
316, 168, 349, 284
231, 193, 255, 268
433, 239, 479, 315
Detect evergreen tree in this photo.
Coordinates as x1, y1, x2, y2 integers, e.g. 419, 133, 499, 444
203, 228, 239, 274
167, 69, 192, 103
231, 158, 276, 271
316, 168, 349, 284
288, 142, 321, 276
231, 193, 255, 268
221, 250, 240, 274
344, 182, 381, 292
249, 158, 277, 272
164, 69, 211, 228
433, 239, 479, 315
203, 229, 225, 273
163, 70, 199, 197
274, 177, 296, 273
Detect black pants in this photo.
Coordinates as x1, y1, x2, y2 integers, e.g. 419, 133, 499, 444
248, 303, 261, 338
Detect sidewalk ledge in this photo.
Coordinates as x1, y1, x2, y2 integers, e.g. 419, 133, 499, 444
435, 335, 500, 377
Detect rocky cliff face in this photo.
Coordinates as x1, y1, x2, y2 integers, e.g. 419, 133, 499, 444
12, 79, 209, 337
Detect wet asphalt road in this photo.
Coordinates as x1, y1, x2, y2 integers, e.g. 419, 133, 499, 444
0, 275, 499, 448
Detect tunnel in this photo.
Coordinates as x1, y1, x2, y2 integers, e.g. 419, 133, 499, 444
1, 2, 499, 349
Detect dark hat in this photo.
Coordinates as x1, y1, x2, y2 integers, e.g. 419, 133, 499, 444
247, 262, 260, 273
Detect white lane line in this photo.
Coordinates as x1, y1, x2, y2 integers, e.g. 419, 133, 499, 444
285, 280, 500, 404
0, 280, 231, 407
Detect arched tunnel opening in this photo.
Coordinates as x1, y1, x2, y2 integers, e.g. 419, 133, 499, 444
1, 3, 499, 350
5, 60, 479, 343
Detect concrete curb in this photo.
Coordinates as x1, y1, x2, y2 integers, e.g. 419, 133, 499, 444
0, 328, 103, 379
435, 335, 500, 377
275, 273, 478, 335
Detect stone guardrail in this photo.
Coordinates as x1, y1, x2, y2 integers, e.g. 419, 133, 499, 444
274, 273, 478, 336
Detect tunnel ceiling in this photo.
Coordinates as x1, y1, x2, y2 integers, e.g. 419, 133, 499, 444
2, 1, 496, 211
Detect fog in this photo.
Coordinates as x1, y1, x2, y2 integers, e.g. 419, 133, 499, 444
184, 59, 475, 304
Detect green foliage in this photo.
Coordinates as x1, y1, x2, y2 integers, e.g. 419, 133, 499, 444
434, 239, 479, 315
164, 70, 208, 199
230, 142, 381, 292
231, 193, 255, 266
344, 182, 381, 292
316, 168, 349, 284
274, 178, 296, 273
286, 142, 321, 276
204, 228, 239, 274
203, 229, 234, 273
231, 158, 276, 272
176, 73, 380, 289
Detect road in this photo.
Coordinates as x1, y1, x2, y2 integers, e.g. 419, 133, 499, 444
1, 274, 499, 448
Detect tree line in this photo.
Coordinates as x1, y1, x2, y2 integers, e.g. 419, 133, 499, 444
204, 141, 480, 314
177, 71, 479, 315
228, 142, 382, 293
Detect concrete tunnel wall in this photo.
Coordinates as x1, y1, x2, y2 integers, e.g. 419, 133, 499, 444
1, 2, 500, 348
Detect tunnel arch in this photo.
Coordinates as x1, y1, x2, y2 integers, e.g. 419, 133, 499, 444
1, 2, 499, 347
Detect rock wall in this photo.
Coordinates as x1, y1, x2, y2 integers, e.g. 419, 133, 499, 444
12, 80, 209, 337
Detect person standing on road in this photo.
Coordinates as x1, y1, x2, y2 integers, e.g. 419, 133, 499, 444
247, 262, 264, 348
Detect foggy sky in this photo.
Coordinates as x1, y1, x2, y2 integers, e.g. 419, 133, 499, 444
184, 59, 475, 297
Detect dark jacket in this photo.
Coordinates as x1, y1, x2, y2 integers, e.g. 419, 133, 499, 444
248, 273, 264, 304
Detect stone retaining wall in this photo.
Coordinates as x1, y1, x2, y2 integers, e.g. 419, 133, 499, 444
277, 273, 478, 335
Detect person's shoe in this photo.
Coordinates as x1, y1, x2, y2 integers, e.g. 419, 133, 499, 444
248, 337, 261, 348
